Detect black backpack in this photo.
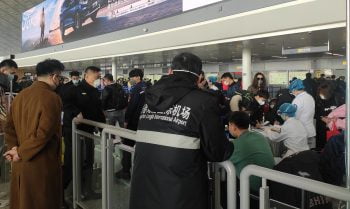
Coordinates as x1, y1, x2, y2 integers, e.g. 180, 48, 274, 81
110, 83, 128, 110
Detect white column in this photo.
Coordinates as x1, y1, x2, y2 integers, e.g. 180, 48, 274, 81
112, 58, 117, 81
242, 41, 252, 90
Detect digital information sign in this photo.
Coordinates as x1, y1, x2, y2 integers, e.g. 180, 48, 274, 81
21, 0, 223, 52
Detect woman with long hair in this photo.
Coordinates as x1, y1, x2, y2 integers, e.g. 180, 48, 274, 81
248, 72, 267, 95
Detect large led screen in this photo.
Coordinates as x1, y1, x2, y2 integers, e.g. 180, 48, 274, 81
22, 0, 224, 52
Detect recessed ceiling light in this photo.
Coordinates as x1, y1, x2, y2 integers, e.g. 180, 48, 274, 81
261, 43, 265, 45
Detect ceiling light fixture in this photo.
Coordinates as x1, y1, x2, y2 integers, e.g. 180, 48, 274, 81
271, 56, 288, 59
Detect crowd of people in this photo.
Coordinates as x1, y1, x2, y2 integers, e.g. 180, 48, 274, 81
0, 53, 347, 209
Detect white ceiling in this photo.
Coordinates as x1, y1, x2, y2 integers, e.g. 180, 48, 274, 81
59, 27, 346, 70
0, 0, 43, 56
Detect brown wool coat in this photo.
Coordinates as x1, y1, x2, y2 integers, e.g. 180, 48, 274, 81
4, 81, 62, 209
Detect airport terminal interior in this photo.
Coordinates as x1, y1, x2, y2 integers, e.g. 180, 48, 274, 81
0, 0, 350, 209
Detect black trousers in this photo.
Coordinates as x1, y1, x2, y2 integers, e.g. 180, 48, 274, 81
63, 127, 73, 189
121, 138, 135, 172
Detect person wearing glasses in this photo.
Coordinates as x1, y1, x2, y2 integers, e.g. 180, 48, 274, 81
3, 59, 65, 209
248, 72, 267, 95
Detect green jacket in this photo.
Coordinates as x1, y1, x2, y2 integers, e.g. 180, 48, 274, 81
230, 131, 275, 192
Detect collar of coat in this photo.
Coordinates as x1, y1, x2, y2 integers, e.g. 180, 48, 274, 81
33, 81, 53, 91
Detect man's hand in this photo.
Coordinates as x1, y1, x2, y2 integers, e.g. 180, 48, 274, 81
124, 122, 128, 129
321, 116, 332, 124
3, 146, 21, 162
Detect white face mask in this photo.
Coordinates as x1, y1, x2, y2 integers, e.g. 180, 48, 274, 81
319, 94, 326, 100
72, 80, 79, 86
281, 114, 288, 121
257, 99, 265, 106
93, 79, 101, 88
270, 105, 275, 109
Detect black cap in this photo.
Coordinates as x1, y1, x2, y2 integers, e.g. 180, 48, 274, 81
171, 52, 202, 77
129, 68, 144, 79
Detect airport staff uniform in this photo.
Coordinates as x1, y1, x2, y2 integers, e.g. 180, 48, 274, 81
5, 81, 62, 209
292, 91, 316, 148
129, 75, 234, 209
72, 80, 105, 194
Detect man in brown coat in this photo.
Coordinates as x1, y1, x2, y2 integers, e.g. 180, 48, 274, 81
3, 59, 65, 209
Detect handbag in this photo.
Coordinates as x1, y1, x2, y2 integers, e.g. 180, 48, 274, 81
326, 121, 341, 141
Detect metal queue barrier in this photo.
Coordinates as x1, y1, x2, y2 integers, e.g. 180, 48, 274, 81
72, 118, 121, 209
240, 165, 350, 209
72, 118, 236, 209
214, 161, 236, 209
100, 127, 137, 209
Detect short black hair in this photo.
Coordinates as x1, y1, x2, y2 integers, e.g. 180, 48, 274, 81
104, 74, 113, 82
320, 74, 325, 77
0, 59, 18, 69
36, 59, 65, 77
255, 90, 269, 99
221, 72, 233, 80
69, 71, 80, 77
306, 73, 312, 78
129, 68, 144, 79
85, 66, 101, 73
331, 75, 336, 79
171, 52, 202, 77
229, 111, 250, 129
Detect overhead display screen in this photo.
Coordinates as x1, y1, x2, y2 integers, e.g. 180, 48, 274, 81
21, 0, 224, 52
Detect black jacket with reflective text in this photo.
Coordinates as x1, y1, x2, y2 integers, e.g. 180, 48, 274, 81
129, 75, 234, 209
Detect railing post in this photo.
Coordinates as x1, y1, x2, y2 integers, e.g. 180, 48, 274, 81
259, 178, 270, 209
101, 130, 107, 209
107, 133, 114, 209
72, 120, 77, 209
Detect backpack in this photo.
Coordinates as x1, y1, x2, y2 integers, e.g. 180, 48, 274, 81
110, 84, 128, 110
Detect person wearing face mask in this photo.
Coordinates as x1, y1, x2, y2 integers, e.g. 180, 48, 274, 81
0, 59, 18, 92
55, 70, 81, 207
230, 90, 269, 127
228, 111, 274, 208
116, 68, 146, 180
70, 66, 105, 200
129, 53, 233, 209
289, 79, 316, 149
314, 81, 344, 150
264, 103, 309, 158
3, 59, 64, 209
248, 72, 267, 95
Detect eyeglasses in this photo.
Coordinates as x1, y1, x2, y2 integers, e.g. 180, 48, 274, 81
52, 74, 64, 82
257, 77, 264, 80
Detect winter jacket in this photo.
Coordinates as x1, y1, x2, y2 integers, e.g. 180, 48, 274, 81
129, 75, 234, 209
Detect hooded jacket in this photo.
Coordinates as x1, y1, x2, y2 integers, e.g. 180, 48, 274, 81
129, 75, 234, 209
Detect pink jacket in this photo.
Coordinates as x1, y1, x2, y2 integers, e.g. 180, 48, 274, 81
327, 104, 346, 130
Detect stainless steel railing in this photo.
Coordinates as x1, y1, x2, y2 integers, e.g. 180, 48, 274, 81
240, 165, 350, 209
73, 118, 236, 209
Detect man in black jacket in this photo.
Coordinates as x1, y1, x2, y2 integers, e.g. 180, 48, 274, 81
129, 53, 234, 209
57, 71, 81, 207
72, 66, 105, 200
116, 68, 147, 180
102, 74, 127, 126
